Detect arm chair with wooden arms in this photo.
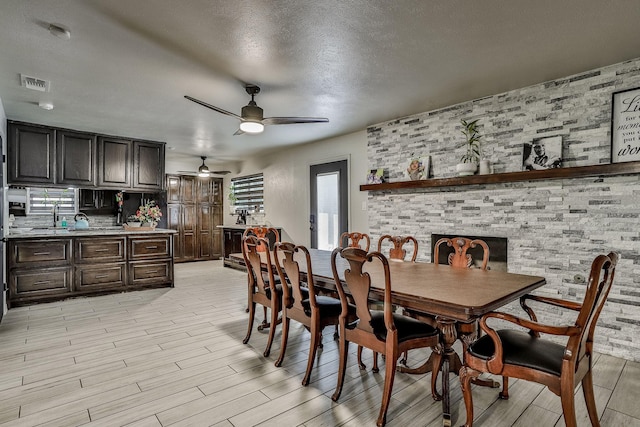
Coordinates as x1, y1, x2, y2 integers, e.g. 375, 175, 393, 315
340, 231, 371, 251
241, 235, 283, 357
330, 247, 439, 427
273, 242, 354, 385
459, 252, 619, 427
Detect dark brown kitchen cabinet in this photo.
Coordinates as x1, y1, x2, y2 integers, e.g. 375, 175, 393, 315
7, 232, 174, 307
79, 189, 117, 214
181, 203, 198, 261
133, 141, 165, 190
167, 175, 181, 203
98, 136, 131, 188
7, 121, 165, 191
165, 174, 223, 262
74, 237, 126, 291
7, 238, 73, 306
7, 122, 55, 184
56, 130, 96, 186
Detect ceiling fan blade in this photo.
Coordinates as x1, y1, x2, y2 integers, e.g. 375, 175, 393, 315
184, 95, 241, 119
262, 117, 329, 125
211, 170, 232, 175
233, 128, 244, 135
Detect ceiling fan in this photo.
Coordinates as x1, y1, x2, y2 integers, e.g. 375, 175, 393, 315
178, 156, 231, 177
184, 85, 329, 135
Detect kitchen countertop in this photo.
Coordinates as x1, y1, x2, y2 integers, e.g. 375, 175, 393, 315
6, 227, 177, 239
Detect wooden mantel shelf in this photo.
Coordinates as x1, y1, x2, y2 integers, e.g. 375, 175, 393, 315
360, 161, 640, 191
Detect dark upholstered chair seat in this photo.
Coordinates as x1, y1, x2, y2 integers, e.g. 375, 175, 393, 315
468, 329, 565, 376
369, 310, 438, 343
302, 295, 354, 318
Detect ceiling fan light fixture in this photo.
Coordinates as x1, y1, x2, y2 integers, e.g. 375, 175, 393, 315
198, 171, 210, 177
239, 120, 264, 134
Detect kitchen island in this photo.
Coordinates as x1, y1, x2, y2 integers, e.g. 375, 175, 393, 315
6, 227, 176, 307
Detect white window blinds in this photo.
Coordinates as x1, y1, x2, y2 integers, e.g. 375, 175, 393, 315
231, 174, 264, 212
27, 188, 78, 215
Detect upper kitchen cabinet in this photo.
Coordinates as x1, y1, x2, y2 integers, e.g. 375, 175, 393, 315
56, 130, 97, 186
98, 137, 165, 191
97, 136, 132, 188
8, 122, 55, 184
8, 121, 165, 191
133, 141, 165, 191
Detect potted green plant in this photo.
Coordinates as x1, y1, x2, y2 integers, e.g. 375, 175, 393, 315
228, 183, 238, 214
456, 118, 482, 176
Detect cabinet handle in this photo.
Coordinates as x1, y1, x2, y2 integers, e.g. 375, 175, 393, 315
33, 252, 51, 256
145, 246, 158, 249
94, 274, 109, 279
93, 248, 109, 252
34, 280, 51, 285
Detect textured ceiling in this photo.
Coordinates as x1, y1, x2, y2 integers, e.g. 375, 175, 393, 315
1, 0, 639, 170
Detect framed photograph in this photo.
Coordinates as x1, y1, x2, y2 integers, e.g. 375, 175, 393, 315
406, 156, 430, 180
366, 168, 388, 184
522, 136, 562, 171
611, 87, 640, 163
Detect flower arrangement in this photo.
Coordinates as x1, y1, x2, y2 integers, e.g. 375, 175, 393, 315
134, 201, 162, 225
115, 192, 124, 210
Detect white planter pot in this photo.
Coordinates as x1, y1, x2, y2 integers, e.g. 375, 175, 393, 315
456, 162, 478, 176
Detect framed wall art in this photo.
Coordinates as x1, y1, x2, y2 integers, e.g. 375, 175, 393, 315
406, 156, 430, 180
611, 87, 640, 163
522, 136, 562, 171
366, 168, 388, 184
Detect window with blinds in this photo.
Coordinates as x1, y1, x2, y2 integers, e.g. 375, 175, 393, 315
231, 174, 264, 212
27, 188, 78, 215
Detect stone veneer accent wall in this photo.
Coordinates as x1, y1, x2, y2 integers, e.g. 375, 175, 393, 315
366, 58, 640, 361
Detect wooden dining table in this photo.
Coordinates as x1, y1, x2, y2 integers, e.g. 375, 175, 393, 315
235, 249, 546, 426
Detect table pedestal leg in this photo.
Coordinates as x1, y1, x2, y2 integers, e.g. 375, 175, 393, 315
436, 317, 459, 427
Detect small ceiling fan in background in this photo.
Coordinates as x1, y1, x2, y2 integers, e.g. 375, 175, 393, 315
185, 84, 329, 135
178, 156, 231, 177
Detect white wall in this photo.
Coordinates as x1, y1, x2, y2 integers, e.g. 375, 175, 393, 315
224, 130, 369, 246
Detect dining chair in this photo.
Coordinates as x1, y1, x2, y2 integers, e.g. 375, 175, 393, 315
340, 231, 371, 251
331, 247, 439, 427
274, 242, 354, 385
241, 235, 283, 357
402, 236, 490, 397
377, 234, 418, 262
433, 236, 489, 270
366, 235, 418, 371
242, 226, 280, 252
459, 252, 619, 427
242, 226, 281, 322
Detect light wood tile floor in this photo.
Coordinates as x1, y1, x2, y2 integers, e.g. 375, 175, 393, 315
0, 260, 638, 427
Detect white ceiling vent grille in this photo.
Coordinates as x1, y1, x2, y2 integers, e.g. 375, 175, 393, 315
20, 74, 50, 92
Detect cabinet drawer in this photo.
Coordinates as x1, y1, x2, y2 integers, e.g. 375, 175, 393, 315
128, 260, 173, 285
10, 267, 72, 298
76, 263, 126, 289
75, 237, 126, 263
128, 235, 172, 259
9, 239, 72, 267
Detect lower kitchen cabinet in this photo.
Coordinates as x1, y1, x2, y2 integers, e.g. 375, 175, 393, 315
7, 231, 175, 307
10, 267, 73, 302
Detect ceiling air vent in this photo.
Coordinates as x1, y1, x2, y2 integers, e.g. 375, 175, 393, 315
20, 74, 50, 92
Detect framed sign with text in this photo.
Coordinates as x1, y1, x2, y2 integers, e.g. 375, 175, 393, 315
611, 87, 640, 163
